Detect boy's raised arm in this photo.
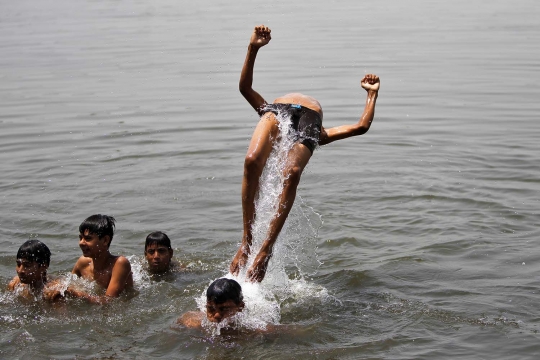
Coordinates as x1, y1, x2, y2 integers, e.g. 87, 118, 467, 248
319, 74, 380, 145
239, 25, 271, 115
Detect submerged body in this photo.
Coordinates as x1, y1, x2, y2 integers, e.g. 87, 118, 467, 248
144, 231, 175, 275
8, 240, 51, 300
178, 278, 245, 330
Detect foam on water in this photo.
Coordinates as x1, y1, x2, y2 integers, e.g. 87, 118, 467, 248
128, 255, 153, 289
44, 272, 104, 298
128, 255, 188, 290
194, 108, 327, 333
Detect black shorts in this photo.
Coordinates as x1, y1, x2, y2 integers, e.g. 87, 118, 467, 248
262, 103, 322, 154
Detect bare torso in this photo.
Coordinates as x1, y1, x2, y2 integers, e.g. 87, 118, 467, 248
76, 255, 133, 290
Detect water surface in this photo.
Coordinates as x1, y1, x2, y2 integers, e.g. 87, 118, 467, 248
1, 0, 540, 359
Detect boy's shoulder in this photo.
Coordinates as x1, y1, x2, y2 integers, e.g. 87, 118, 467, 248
7, 276, 36, 300
177, 311, 204, 328
114, 255, 131, 264
7, 276, 21, 291
75, 255, 93, 265
111, 255, 131, 270
74, 255, 93, 269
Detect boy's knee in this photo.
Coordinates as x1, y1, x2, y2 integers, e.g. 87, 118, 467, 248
244, 153, 264, 174
284, 165, 303, 187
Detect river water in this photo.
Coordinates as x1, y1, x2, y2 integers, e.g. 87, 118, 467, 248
1, 0, 539, 359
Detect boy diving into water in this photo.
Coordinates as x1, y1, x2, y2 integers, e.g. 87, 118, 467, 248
44, 214, 133, 303
230, 25, 381, 282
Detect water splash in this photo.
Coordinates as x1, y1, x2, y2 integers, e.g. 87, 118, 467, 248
195, 274, 281, 334
128, 255, 153, 289
194, 108, 327, 332
243, 106, 323, 283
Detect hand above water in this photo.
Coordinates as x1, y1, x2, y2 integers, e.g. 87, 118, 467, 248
361, 74, 380, 93
250, 25, 271, 49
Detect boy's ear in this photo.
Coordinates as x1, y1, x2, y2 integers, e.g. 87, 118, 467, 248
169, 249, 174, 257
39, 264, 48, 276
238, 301, 245, 311
101, 235, 112, 247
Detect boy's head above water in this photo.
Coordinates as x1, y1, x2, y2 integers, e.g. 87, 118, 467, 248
144, 231, 173, 274
206, 278, 244, 323
16, 239, 50, 286
78, 214, 116, 256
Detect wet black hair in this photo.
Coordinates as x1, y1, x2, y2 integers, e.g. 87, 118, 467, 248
79, 214, 116, 243
145, 231, 172, 251
16, 240, 51, 267
206, 278, 243, 305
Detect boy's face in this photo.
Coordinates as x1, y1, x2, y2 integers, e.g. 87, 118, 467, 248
145, 243, 173, 274
206, 299, 244, 323
16, 258, 47, 285
79, 229, 110, 258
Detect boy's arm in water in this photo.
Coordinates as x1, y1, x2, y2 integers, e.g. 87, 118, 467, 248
318, 74, 380, 145
42, 278, 68, 301
175, 311, 307, 336
239, 25, 271, 115
43, 278, 108, 304
43, 256, 87, 301
44, 256, 132, 304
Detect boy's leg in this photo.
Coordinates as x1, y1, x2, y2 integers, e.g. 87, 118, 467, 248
246, 142, 312, 282
230, 113, 280, 275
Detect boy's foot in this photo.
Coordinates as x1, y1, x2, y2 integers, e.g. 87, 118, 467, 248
230, 245, 250, 276
246, 251, 271, 282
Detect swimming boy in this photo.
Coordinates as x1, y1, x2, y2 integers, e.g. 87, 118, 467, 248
230, 25, 381, 282
178, 278, 245, 328
8, 239, 51, 299
44, 214, 133, 303
144, 231, 175, 275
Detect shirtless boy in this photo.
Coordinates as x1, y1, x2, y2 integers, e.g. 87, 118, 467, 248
8, 239, 51, 299
230, 25, 381, 282
44, 214, 133, 303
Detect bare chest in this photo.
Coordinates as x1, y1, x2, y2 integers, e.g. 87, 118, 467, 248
80, 265, 112, 289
